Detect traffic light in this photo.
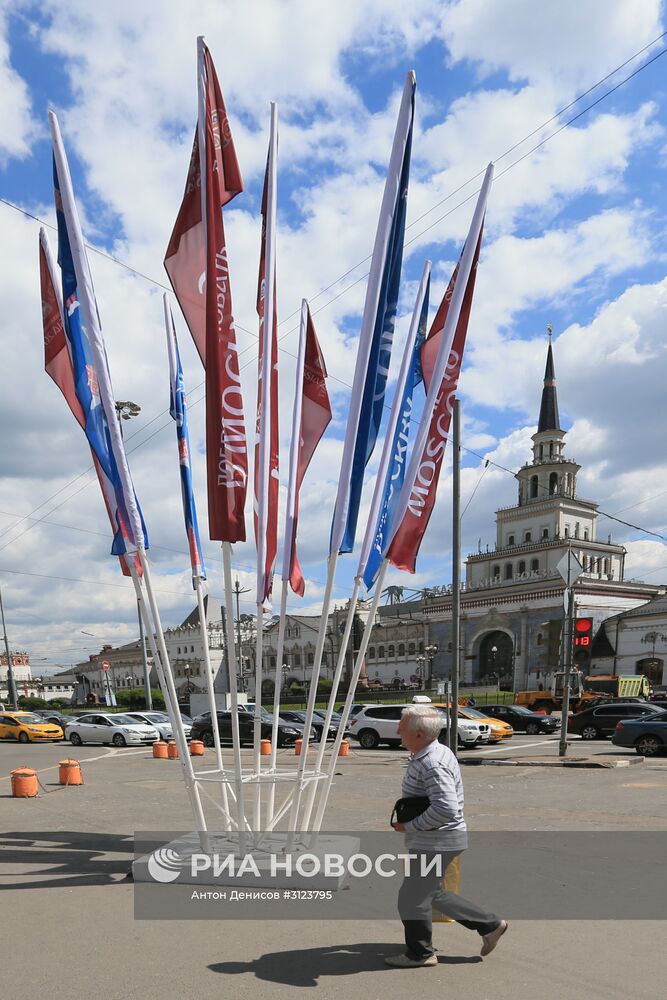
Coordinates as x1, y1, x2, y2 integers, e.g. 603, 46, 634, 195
572, 617, 594, 671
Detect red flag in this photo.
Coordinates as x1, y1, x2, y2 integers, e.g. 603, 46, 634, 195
254, 112, 279, 604
40, 228, 138, 577
165, 37, 247, 542
286, 304, 332, 596
387, 229, 484, 572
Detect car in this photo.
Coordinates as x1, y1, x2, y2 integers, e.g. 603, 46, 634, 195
123, 710, 193, 741
279, 709, 348, 742
481, 704, 560, 735
347, 703, 490, 750
65, 713, 159, 747
611, 709, 667, 756
35, 709, 73, 729
649, 685, 667, 702
433, 703, 513, 743
568, 701, 666, 740
0, 711, 64, 743
190, 709, 314, 748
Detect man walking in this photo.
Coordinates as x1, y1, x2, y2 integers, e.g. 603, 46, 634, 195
385, 704, 508, 968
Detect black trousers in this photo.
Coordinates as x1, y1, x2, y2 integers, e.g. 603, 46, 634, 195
398, 850, 501, 960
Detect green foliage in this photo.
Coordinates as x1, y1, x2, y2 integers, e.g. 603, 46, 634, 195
115, 687, 165, 710
17, 695, 47, 709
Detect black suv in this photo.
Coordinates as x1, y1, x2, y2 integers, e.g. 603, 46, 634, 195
190, 710, 309, 748
482, 704, 560, 734
568, 701, 664, 740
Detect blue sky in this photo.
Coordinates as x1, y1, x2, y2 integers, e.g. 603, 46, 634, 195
1, 0, 667, 672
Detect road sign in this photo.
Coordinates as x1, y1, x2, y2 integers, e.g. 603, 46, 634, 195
102, 660, 110, 671
556, 549, 583, 588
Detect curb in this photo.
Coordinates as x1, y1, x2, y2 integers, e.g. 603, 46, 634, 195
460, 756, 645, 768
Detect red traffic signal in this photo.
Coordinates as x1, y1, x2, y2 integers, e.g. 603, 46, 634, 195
573, 617, 593, 665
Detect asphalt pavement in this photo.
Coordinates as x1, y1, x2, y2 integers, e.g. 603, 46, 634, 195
1, 736, 666, 1000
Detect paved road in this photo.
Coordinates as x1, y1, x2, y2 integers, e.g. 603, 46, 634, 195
1, 738, 666, 999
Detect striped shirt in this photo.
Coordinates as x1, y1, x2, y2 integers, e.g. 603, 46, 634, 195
401, 740, 468, 852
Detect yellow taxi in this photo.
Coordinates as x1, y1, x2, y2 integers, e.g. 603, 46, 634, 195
0, 711, 64, 743
433, 703, 513, 743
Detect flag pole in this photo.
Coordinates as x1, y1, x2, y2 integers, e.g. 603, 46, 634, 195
222, 541, 247, 849
311, 560, 390, 835
299, 575, 362, 831
253, 101, 279, 830
450, 397, 461, 754
286, 552, 337, 843
130, 564, 210, 847
195, 576, 231, 828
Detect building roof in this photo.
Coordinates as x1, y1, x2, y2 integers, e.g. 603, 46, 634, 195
602, 594, 667, 625
180, 595, 223, 628
537, 339, 561, 433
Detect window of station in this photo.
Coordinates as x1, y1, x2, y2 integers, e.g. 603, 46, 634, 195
530, 475, 538, 499
507, 534, 515, 546
504, 564, 513, 580
549, 472, 558, 494
493, 564, 500, 578
542, 527, 549, 539
524, 531, 532, 542
531, 558, 539, 572
518, 560, 526, 574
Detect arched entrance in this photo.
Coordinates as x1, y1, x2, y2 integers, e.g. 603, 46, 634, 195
478, 630, 515, 691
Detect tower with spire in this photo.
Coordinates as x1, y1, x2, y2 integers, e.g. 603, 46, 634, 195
466, 334, 626, 591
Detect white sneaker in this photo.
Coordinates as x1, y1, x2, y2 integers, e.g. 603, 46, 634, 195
480, 920, 508, 956
384, 953, 438, 968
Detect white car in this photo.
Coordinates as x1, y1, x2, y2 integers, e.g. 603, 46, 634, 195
348, 704, 490, 750
124, 710, 192, 741
65, 713, 159, 747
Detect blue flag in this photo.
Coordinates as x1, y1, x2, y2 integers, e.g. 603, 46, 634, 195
51, 112, 147, 558
362, 275, 429, 590
165, 299, 206, 586
330, 72, 415, 556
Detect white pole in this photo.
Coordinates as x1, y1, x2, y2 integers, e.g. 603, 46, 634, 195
253, 601, 265, 829
267, 582, 289, 823
195, 577, 231, 829
286, 553, 337, 843
222, 541, 247, 851
267, 298, 308, 823
299, 575, 361, 831
130, 563, 209, 847
312, 560, 389, 834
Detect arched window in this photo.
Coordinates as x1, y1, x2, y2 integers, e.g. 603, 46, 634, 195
549, 441, 554, 457
492, 564, 500, 578
536, 632, 543, 645
378, 645, 385, 658
398, 643, 405, 656
518, 560, 526, 575
531, 558, 539, 572
419, 642, 424, 653
542, 527, 549, 539
508, 534, 515, 546
584, 530, 589, 540
504, 563, 513, 580
368, 646, 375, 659
177, 647, 181, 655
564, 526, 569, 537
549, 472, 558, 494
530, 475, 538, 499
525, 531, 531, 542
539, 444, 543, 459
388, 644, 395, 658
408, 642, 415, 655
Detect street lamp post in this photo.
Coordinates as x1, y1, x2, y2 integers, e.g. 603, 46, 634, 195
424, 643, 438, 690
0, 588, 18, 709
415, 655, 425, 689
184, 663, 193, 696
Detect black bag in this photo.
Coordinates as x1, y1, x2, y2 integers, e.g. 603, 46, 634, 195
391, 795, 430, 826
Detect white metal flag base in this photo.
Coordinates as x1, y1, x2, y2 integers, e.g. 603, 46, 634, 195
131, 544, 380, 881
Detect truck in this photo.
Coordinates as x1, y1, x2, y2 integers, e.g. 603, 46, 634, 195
515, 672, 650, 714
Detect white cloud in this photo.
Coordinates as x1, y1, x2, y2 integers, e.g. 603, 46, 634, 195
0, 10, 39, 163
